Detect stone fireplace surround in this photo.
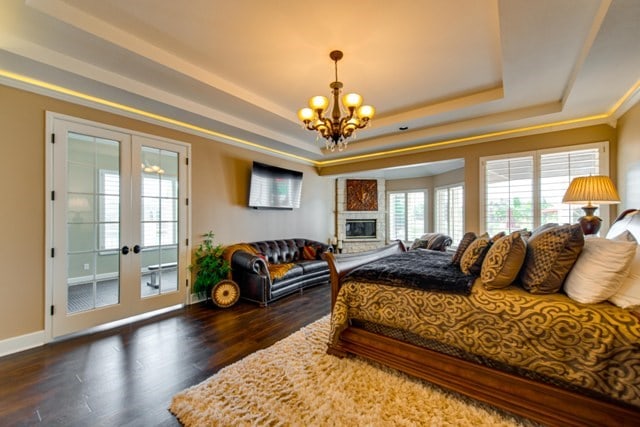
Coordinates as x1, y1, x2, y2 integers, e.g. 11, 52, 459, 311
335, 178, 386, 253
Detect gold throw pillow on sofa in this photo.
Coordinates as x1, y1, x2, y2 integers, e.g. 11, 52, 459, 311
481, 231, 526, 289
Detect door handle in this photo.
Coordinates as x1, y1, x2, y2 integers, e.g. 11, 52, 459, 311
121, 245, 130, 255
133, 245, 141, 254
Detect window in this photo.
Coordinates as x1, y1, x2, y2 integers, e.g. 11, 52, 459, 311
435, 184, 464, 246
388, 190, 426, 242
481, 143, 608, 234
99, 170, 120, 251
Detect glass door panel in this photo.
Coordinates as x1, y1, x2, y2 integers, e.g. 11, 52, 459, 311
66, 132, 120, 314
140, 147, 179, 297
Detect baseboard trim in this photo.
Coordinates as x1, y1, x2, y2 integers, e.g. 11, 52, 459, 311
189, 292, 206, 305
0, 330, 45, 357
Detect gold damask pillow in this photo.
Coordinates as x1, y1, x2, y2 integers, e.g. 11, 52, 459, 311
459, 234, 491, 276
481, 231, 526, 289
520, 223, 584, 294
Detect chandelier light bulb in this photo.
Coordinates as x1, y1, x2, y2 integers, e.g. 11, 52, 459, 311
357, 105, 375, 119
343, 93, 363, 108
298, 107, 314, 121
309, 95, 329, 111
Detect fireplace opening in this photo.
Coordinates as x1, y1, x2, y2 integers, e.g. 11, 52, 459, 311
346, 219, 376, 239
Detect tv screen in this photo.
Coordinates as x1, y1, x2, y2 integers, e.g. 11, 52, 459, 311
248, 162, 303, 209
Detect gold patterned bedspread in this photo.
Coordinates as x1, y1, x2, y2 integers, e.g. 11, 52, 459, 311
329, 279, 640, 408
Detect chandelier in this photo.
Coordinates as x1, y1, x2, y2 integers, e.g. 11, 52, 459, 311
297, 50, 375, 152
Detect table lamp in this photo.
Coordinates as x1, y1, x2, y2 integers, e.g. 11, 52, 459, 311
562, 175, 621, 235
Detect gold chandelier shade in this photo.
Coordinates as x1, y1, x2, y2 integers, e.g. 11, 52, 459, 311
297, 50, 374, 152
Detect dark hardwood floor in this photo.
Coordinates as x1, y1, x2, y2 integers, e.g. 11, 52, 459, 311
0, 285, 331, 426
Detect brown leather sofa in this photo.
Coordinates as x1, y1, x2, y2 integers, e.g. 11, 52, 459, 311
230, 239, 331, 306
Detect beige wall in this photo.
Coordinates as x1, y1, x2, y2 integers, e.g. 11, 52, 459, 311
0, 84, 333, 341
617, 101, 640, 210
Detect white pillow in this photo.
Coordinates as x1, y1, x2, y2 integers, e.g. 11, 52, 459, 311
609, 244, 640, 308
564, 237, 636, 304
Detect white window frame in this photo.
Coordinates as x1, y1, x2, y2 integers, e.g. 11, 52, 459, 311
479, 141, 610, 234
387, 189, 428, 244
435, 183, 465, 247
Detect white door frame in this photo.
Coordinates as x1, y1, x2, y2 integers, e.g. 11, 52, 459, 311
44, 112, 192, 341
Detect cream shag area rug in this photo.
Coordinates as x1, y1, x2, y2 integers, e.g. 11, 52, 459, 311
170, 316, 536, 426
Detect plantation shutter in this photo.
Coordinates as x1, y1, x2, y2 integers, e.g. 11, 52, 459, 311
539, 148, 600, 225
484, 156, 534, 234
435, 185, 464, 246
389, 193, 406, 241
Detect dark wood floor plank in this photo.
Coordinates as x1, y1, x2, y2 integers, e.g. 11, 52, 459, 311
0, 285, 330, 425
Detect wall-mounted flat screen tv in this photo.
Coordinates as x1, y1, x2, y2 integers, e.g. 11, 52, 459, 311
248, 161, 303, 209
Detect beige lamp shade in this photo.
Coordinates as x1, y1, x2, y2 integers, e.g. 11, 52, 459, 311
562, 175, 620, 235
562, 175, 621, 206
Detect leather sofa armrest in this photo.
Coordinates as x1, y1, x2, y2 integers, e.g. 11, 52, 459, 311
232, 251, 269, 276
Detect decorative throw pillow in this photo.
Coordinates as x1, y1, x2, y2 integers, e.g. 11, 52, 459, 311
411, 238, 430, 250
481, 231, 527, 289
611, 230, 638, 243
302, 245, 317, 260
426, 234, 453, 251
490, 231, 506, 242
564, 237, 636, 304
520, 223, 584, 294
451, 232, 477, 265
459, 234, 492, 276
609, 243, 640, 309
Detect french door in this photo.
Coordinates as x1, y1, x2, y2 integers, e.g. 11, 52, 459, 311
47, 115, 189, 338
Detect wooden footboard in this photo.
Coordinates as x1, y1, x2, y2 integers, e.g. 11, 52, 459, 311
325, 242, 640, 427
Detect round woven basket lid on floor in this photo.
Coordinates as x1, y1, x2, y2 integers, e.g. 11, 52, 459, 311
211, 279, 240, 308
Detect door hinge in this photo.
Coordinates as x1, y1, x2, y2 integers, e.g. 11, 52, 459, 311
50, 305, 55, 315
51, 191, 55, 201
186, 198, 189, 206
186, 157, 189, 166
186, 238, 189, 246
51, 133, 55, 144
51, 248, 55, 258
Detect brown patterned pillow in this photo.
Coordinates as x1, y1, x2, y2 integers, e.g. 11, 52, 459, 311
451, 232, 477, 265
459, 234, 492, 276
520, 223, 584, 294
481, 231, 527, 289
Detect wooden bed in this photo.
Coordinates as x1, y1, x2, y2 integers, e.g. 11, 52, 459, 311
325, 213, 640, 427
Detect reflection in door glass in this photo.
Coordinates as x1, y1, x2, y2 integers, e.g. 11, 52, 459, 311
67, 133, 120, 313
140, 147, 179, 297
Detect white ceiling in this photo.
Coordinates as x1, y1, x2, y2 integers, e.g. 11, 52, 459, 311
1, 0, 639, 175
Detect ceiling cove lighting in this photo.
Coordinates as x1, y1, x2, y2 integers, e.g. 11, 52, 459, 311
297, 50, 375, 152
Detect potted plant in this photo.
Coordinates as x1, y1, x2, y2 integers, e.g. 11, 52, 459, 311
190, 231, 231, 302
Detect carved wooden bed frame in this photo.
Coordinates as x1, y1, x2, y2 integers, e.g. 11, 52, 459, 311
325, 212, 640, 427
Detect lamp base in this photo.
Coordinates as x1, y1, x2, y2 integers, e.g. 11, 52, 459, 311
578, 205, 601, 235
